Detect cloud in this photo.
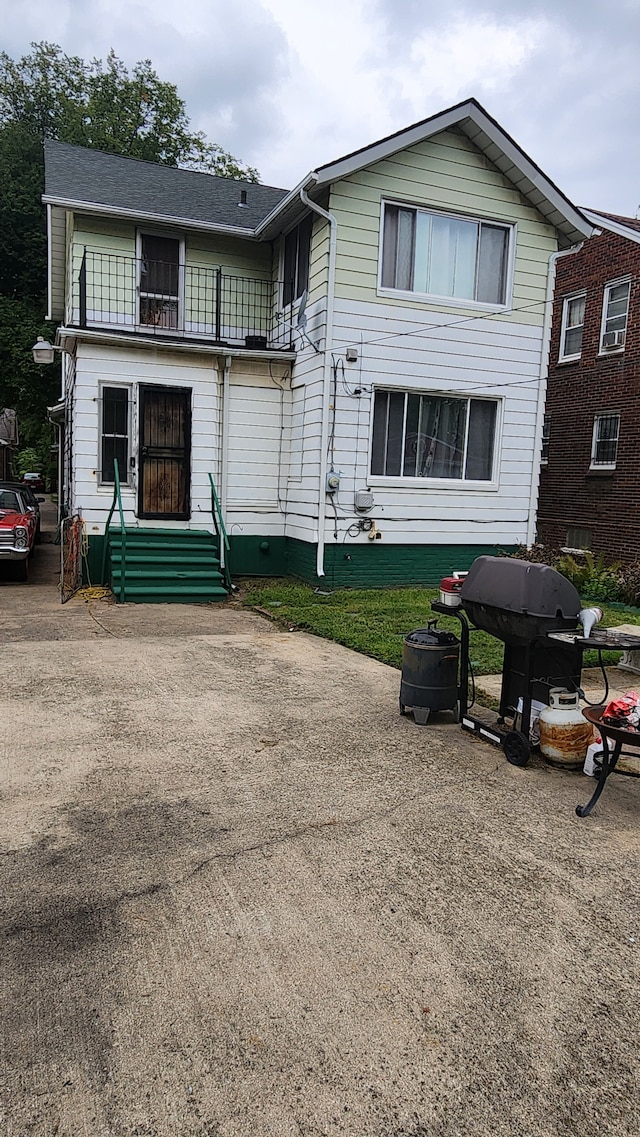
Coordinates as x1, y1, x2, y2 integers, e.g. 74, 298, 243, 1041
365, 0, 640, 213
2, 0, 291, 176
2, 0, 640, 213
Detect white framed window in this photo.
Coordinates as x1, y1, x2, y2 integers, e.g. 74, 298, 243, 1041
541, 416, 550, 464
600, 278, 630, 352
559, 292, 585, 361
370, 389, 499, 483
99, 384, 131, 485
379, 201, 513, 306
137, 232, 184, 330
282, 215, 313, 307
565, 527, 592, 552
590, 413, 620, 469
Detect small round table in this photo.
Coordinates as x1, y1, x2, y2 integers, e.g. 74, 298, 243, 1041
577, 707, 640, 817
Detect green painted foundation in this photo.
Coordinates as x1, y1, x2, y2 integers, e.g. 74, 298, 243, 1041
227, 535, 514, 588
84, 534, 106, 586
228, 535, 288, 577
87, 531, 515, 592
285, 539, 516, 588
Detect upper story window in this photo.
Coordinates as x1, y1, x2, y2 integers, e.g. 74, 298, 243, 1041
590, 413, 620, 469
283, 215, 313, 308
380, 202, 511, 306
139, 234, 181, 329
100, 386, 130, 485
371, 389, 498, 482
559, 292, 585, 361
600, 279, 630, 352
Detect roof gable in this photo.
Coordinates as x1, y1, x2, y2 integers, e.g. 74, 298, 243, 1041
307, 98, 591, 248
42, 99, 593, 250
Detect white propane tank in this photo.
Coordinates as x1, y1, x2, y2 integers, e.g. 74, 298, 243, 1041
539, 689, 594, 770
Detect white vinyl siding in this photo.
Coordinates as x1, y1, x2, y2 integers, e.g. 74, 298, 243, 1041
305, 297, 545, 548
71, 345, 218, 524
329, 128, 558, 325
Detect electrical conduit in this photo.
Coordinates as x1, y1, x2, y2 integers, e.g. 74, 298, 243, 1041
299, 181, 337, 579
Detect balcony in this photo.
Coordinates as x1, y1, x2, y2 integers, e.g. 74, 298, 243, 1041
74, 249, 294, 351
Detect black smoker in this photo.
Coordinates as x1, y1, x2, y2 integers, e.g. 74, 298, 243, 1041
400, 622, 460, 724
432, 556, 584, 765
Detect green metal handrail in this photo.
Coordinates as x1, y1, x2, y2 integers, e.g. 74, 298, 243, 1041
208, 472, 232, 592
100, 458, 127, 602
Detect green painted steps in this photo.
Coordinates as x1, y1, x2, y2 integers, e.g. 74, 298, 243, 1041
107, 527, 230, 603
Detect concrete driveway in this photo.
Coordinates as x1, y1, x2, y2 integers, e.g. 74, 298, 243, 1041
2, 532, 640, 1137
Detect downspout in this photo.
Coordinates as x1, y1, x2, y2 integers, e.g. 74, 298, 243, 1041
46, 414, 63, 529
526, 243, 584, 546
299, 181, 337, 579
220, 354, 232, 516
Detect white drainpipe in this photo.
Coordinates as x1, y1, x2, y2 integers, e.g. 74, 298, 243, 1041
299, 181, 337, 579
526, 243, 584, 546
220, 354, 232, 516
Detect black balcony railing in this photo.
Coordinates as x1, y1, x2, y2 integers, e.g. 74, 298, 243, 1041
75, 249, 294, 350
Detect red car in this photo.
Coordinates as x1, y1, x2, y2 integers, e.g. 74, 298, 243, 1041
22, 472, 46, 493
0, 487, 38, 581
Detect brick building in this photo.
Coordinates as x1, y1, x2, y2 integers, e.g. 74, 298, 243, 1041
537, 211, 640, 562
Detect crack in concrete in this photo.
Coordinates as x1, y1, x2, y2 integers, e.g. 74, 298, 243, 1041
2, 789, 431, 943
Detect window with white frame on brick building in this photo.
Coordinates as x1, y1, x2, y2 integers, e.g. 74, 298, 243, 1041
600, 279, 630, 352
559, 292, 585, 361
590, 412, 620, 469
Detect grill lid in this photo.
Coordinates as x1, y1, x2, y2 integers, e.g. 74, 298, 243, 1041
405, 622, 458, 646
459, 556, 581, 619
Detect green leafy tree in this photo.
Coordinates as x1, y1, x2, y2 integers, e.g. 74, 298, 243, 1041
0, 44, 259, 177
0, 43, 258, 448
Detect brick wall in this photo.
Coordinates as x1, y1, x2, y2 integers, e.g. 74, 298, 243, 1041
537, 226, 640, 562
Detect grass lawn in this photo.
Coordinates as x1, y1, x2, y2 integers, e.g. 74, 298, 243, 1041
240, 578, 640, 677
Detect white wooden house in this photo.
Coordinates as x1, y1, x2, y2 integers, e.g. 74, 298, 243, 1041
43, 99, 593, 600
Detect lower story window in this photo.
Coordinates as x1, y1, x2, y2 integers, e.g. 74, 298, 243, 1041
541, 416, 550, 463
371, 390, 498, 481
566, 527, 592, 551
101, 386, 130, 483
590, 413, 619, 469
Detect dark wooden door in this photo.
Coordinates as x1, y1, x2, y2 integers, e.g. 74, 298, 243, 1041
138, 386, 191, 519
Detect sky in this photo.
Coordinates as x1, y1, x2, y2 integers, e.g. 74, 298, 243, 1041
2, 0, 640, 215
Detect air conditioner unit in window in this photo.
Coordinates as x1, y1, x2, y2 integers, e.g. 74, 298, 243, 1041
602, 329, 626, 349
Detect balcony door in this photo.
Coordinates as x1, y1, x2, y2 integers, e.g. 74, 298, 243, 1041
139, 234, 182, 329
138, 385, 191, 520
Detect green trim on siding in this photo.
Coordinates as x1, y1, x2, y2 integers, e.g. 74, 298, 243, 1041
229, 535, 288, 577
86, 532, 515, 591
84, 534, 107, 585
286, 539, 516, 588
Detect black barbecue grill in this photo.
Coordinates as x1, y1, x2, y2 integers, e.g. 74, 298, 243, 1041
432, 556, 587, 765
459, 556, 582, 644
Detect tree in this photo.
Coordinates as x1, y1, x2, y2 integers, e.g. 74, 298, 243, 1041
0, 43, 258, 177
0, 43, 259, 449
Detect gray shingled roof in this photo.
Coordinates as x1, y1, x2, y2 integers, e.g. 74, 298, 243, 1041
43, 140, 289, 231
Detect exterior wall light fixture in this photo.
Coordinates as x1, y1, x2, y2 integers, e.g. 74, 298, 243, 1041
32, 337, 70, 364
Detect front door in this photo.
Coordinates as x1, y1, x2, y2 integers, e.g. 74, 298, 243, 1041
138, 385, 191, 520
